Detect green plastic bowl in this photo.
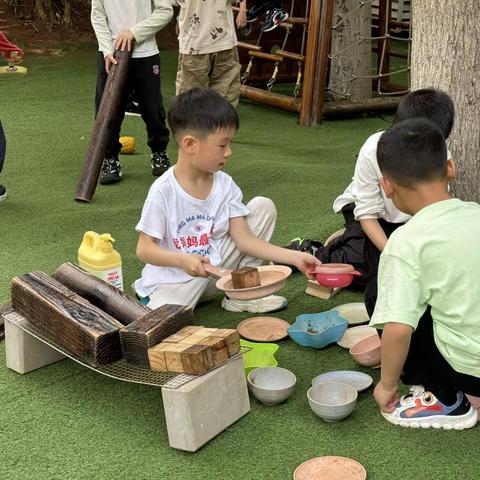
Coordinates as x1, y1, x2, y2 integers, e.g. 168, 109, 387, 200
240, 339, 279, 374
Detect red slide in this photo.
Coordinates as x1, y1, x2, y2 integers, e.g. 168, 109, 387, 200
0, 31, 23, 62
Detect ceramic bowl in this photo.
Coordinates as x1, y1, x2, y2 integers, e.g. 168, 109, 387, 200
240, 339, 279, 374
349, 334, 381, 368
307, 382, 358, 422
288, 311, 348, 349
247, 367, 296, 405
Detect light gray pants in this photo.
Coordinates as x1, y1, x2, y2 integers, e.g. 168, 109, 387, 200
147, 197, 277, 309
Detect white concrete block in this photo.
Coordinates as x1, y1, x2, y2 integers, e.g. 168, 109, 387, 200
162, 355, 250, 452
4, 318, 66, 374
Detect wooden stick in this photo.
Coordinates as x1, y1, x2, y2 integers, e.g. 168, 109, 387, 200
240, 85, 301, 112
53, 262, 149, 326
75, 48, 133, 203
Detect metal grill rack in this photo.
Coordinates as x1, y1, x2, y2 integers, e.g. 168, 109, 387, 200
4, 310, 250, 390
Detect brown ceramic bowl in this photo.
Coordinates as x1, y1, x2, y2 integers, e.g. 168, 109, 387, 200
349, 334, 381, 368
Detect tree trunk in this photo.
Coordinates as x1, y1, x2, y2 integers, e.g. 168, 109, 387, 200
34, 0, 47, 19
328, 0, 372, 101
411, 0, 480, 201
63, 0, 74, 29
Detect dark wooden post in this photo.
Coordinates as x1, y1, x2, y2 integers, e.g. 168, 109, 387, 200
312, 0, 334, 125
75, 48, 132, 203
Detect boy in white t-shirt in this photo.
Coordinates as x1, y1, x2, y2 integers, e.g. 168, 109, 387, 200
134, 88, 320, 312
286, 89, 455, 292
172, 0, 246, 107
370, 118, 480, 430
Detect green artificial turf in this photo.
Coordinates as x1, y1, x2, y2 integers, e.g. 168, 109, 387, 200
1, 45, 479, 480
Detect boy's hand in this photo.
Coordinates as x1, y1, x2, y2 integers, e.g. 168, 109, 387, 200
374, 381, 399, 413
104, 54, 118, 74
291, 251, 322, 275
115, 30, 134, 52
179, 253, 211, 277
236, 9, 247, 28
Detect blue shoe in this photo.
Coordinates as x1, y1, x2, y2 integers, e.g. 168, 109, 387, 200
0, 184, 7, 203
382, 387, 478, 430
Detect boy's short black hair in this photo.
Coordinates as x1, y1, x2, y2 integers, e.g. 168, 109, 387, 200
394, 88, 454, 139
377, 118, 448, 187
168, 88, 239, 140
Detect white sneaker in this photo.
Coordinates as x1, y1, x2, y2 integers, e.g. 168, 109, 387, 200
221, 295, 288, 313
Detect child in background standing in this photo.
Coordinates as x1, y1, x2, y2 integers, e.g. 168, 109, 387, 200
172, 1, 247, 107
91, 0, 173, 184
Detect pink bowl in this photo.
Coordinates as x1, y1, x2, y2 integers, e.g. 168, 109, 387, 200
349, 334, 381, 368
310, 264, 361, 288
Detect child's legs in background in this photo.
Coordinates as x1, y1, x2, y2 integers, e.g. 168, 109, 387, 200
0, 119, 6, 174
175, 53, 210, 96
146, 196, 277, 309
131, 55, 170, 153
208, 48, 241, 107
94, 51, 130, 158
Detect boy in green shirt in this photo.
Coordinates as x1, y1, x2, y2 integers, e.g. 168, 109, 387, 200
370, 118, 480, 430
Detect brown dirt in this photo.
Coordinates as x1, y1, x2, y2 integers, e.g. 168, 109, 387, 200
0, 4, 178, 55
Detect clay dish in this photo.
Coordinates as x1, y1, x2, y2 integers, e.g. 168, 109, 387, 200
237, 316, 290, 342
294, 456, 367, 480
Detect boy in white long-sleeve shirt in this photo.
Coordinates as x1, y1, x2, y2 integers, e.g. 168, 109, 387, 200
91, 0, 173, 184
287, 89, 455, 292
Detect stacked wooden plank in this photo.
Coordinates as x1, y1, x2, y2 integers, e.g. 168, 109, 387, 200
119, 305, 194, 367
11, 272, 124, 366
148, 326, 240, 375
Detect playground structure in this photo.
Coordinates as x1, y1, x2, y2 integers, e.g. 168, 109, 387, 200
236, 0, 411, 126
0, 31, 27, 75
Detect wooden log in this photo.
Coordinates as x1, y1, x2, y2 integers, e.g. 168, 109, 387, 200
11, 272, 123, 366
75, 48, 133, 203
247, 51, 284, 62
53, 262, 149, 326
284, 16, 308, 25
313, 0, 334, 124
120, 304, 194, 366
322, 97, 401, 116
237, 41, 262, 51
240, 85, 302, 113
231, 266, 261, 289
276, 50, 306, 62
300, 0, 322, 125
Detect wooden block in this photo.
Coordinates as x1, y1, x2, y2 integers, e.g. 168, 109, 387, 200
197, 327, 219, 335
214, 329, 241, 355
181, 333, 212, 345
231, 266, 261, 289
181, 345, 211, 375
120, 304, 194, 366
164, 344, 191, 373
305, 280, 341, 300
212, 347, 229, 367
197, 336, 226, 351
148, 343, 171, 371
162, 326, 201, 344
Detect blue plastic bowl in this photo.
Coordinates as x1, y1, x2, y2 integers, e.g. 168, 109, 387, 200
288, 311, 348, 349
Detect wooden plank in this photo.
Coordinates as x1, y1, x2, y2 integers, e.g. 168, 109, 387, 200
120, 304, 194, 366
11, 272, 123, 366
53, 262, 149, 326
305, 280, 341, 299
162, 326, 204, 343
